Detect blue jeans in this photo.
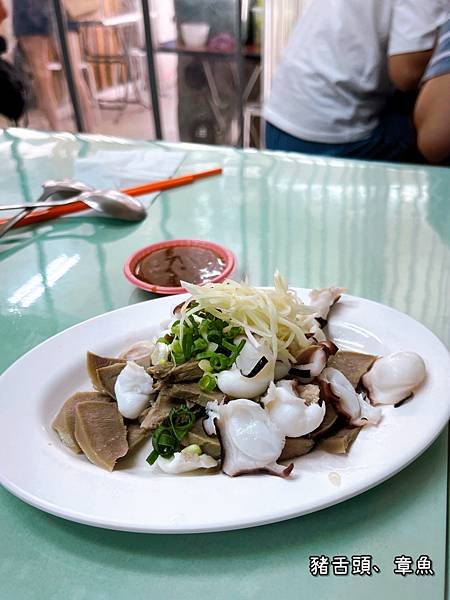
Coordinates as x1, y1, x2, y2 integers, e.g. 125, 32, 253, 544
13, 0, 78, 37
266, 109, 417, 162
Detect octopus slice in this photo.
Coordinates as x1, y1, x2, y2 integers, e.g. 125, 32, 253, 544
362, 352, 426, 405
320, 367, 381, 426
153, 450, 218, 474
206, 399, 293, 478
290, 341, 338, 383
262, 381, 326, 438
308, 287, 346, 322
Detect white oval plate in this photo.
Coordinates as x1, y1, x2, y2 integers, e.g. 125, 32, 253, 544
0, 291, 449, 533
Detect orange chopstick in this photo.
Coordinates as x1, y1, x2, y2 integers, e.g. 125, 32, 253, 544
0, 167, 222, 230
123, 167, 222, 196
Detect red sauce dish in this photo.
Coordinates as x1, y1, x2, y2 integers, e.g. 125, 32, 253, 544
124, 239, 236, 295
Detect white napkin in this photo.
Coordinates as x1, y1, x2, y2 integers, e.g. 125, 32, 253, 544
71, 148, 186, 214
0, 146, 186, 224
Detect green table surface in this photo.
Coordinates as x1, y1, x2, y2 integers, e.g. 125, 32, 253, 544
0, 129, 448, 600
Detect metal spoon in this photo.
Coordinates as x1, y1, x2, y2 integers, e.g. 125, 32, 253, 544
0, 180, 94, 239
76, 190, 147, 222
0, 190, 147, 222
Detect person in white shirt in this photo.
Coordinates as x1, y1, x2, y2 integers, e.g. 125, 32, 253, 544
264, 0, 448, 161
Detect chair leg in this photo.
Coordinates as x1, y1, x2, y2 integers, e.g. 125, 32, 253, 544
83, 64, 99, 108
243, 109, 251, 148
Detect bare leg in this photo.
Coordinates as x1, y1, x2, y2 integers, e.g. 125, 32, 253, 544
19, 35, 61, 130
67, 32, 96, 131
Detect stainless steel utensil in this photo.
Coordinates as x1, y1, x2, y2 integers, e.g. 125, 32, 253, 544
0, 190, 146, 221
66, 190, 147, 222
0, 180, 93, 239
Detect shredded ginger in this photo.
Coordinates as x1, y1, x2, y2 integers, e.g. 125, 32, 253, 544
181, 272, 315, 362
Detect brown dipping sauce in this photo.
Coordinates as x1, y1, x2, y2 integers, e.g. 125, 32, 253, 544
134, 245, 226, 288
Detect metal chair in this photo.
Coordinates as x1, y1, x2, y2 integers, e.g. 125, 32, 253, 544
78, 11, 148, 121
46, 59, 99, 108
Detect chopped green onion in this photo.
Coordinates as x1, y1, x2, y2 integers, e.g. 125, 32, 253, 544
181, 328, 194, 360
199, 320, 209, 340
146, 404, 197, 464
146, 450, 158, 465
172, 353, 185, 366
171, 320, 180, 336
182, 444, 202, 456
230, 327, 243, 337
221, 339, 237, 353
187, 315, 198, 328
193, 338, 208, 353
146, 426, 178, 464
209, 353, 229, 372
157, 334, 173, 344
223, 326, 242, 339
228, 338, 246, 367
169, 405, 196, 441
194, 351, 215, 361
199, 359, 213, 372
199, 373, 217, 392
170, 340, 185, 365
207, 329, 222, 344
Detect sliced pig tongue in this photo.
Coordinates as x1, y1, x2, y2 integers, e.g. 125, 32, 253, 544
96, 363, 126, 399
86, 351, 126, 390
126, 423, 151, 454
74, 401, 128, 471
52, 391, 111, 454
327, 350, 377, 389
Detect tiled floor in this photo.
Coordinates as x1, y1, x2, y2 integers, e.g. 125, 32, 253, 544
24, 53, 180, 142
25, 87, 179, 142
